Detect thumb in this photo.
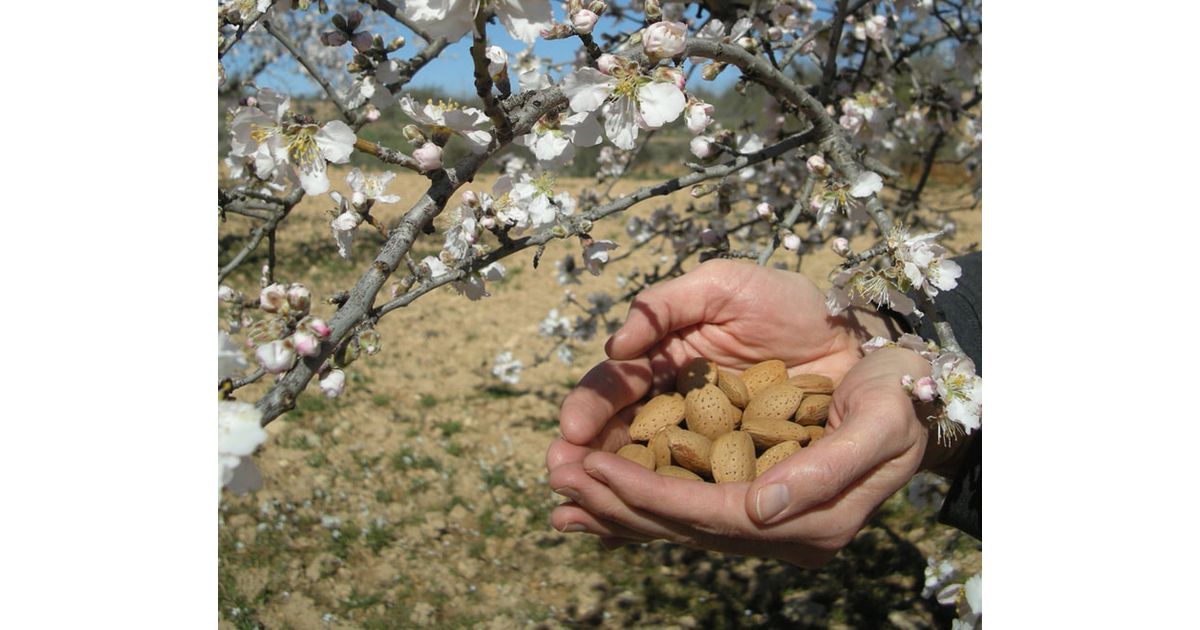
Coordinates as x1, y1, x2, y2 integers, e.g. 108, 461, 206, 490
605, 262, 732, 360
745, 414, 904, 525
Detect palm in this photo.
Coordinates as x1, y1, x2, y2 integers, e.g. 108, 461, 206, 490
610, 260, 864, 387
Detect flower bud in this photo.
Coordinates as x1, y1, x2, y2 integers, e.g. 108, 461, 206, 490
259, 283, 287, 313
755, 202, 773, 219
218, 285, 237, 302
364, 106, 381, 122
588, 1, 608, 14
291, 331, 321, 357
485, 45, 508, 79
480, 215, 497, 230
689, 136, 716, 159
736, 36, 758, 53
413, 143, 443, 173
402, 124, 427, 145
286, 283, 311, 314
388, 36, 406, 51
358, 329, 382, 355
912, 376, 937, 402
320, 369, 346, 398
643, 20, 687, 59
864, 15, 887, 41
245, 96, 258, 108
831, 237, 851, 257
256, 340, 296, 374
685, 101, 714, 134
690, 183, 718, 198
571, 9, 599, 35
462, 190, 480, 207
782, 233, 802, 252
596, 53, 620, 75
643, 0, 662, 20
309, 318, 332, 338
767, 26, 783, 41
701, 62, 726, 81
806, 154, 831, 176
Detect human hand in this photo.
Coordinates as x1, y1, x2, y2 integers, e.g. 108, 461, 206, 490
548, 335, 933, 566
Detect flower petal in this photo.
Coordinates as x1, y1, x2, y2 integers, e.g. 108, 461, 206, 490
637, 81, 686, 128
315, 120, 356, 164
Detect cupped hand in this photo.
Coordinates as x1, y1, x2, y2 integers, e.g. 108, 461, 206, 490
547, 338, 934, 566
554, 259, 868, 449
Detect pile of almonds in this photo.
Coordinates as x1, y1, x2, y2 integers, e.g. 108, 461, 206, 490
618, 358, 833, 483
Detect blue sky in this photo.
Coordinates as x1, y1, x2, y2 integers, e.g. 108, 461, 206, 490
227, 2, 746, 98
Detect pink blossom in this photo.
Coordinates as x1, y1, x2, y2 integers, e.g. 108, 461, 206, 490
413, 142, 444, 172
572, 9, 599, 35
291, 331, 321, 357
643, 21, 687, 59
256, 340, 295, 374
259, 284, 286, 313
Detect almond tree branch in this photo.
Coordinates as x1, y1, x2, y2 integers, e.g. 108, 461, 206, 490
254, 87, 569, 425
263, 17, 357, 125
219, 7, 268, 60
373, 129, 817, 318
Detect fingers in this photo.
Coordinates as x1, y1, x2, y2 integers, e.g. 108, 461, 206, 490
546, 437, 590, 472
548, 460, 695, 542
605, 262, 736, 361
582, 451, 763, 540
745, 404, 909, 525
559, 358, 653, 446
550, 501, 651, 543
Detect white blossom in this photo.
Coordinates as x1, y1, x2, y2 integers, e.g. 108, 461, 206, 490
219, 400, 267, 492
319, 369, 346, 398
399, 95, 493, 153
561, 65, 686, 150
643, 21, 687, 59
256, 339, 296, 374
347, 168, 401, 204
931, 351, 982, 435
401, 0, 551, 44
492, 350, 524, 385
583, 239, 618, 275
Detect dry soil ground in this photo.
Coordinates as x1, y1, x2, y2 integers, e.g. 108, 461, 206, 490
218, 166, 982, 629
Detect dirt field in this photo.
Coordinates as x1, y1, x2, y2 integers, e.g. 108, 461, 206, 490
218, 166, 982, 629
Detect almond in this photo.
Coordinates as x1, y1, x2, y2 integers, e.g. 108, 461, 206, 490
756, 440, 801, 478
656, 465, 703, 481
616, 443, 656, 471
789, 373, 834, 394
717, 369, 751, 409
742, 383, 804, 423
676, 357, 719, 395
805, 425, 826, 444
628, 392, 686, 441
742, 359, 788, 399
666, 427, 712, 476
647, 428, 672, 469
741, 419, 812, 449
685, 383, 739, 440
795, 394, 832, 425
710, 431, 756, 483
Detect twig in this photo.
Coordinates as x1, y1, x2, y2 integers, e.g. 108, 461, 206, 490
263, 17, 357, 124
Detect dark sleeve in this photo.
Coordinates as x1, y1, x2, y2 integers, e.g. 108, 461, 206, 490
886, 252, 982, 539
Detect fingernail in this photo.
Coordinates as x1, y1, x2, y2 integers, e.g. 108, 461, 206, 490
755, 484, 790, 523
558, 522, 587, 533
553, 487, 581, 502
584, 466, 607, 483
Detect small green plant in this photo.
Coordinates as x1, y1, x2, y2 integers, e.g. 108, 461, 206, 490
419, 393, 438, 408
